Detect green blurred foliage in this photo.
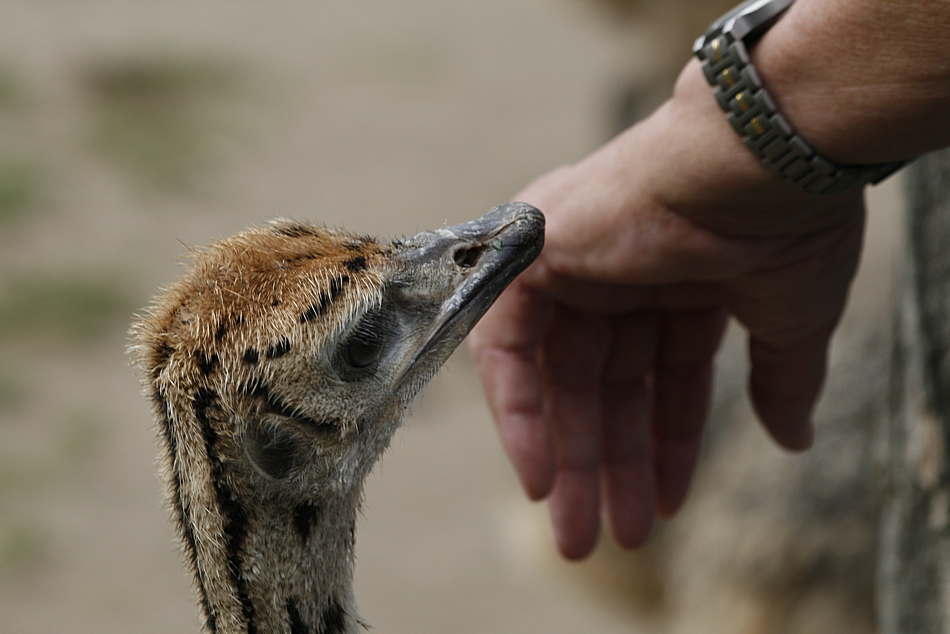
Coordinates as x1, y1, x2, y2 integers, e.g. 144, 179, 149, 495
0, 522, 48, 575
0, 408, 109, 578
0, 62, 43, 224
0, 162, 41, 222
0, 275, 137, 343
82, 56, 245, 193
0, 409, 109, 495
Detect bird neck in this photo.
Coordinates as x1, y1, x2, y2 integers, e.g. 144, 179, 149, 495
156, 388, 364, 634
187, 470, 363, 634
214, 496, 362, 634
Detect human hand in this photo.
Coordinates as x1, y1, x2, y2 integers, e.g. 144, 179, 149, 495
468, 59, 866, 559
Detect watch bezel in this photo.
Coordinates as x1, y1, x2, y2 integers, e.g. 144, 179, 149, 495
693, 0, 795, 55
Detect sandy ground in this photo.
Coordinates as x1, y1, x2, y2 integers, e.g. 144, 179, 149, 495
0, 1, 902, 633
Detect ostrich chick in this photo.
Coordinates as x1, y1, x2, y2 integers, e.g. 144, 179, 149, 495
131, 203, 544, 634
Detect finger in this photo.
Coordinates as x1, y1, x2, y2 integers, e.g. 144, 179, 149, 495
747, 327, 834, 451
547, 467, 601, 560
653, 309, 728, 516
600, 312, 658, 549
469, 280, 555, 499
541, 305, 612, 559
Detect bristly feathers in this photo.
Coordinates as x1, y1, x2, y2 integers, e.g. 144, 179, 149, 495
129, 204, 544, 634
130, 219, 390, 634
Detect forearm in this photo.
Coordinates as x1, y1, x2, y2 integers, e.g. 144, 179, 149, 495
753, 0, 950, 163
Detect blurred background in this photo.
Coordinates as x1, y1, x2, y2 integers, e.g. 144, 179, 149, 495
0, 1, 901, 632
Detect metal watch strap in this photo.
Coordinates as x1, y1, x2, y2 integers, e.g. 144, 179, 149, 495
693, 0, 906, 195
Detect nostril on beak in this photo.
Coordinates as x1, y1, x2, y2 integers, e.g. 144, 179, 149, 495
453, 245, 485, 269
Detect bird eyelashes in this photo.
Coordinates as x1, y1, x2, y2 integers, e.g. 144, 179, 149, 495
338, 308, 398, 377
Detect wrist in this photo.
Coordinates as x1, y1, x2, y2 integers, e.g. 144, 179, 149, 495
662, 61, 778, 200
751, 0, 950, 163
636, 60, 863, 238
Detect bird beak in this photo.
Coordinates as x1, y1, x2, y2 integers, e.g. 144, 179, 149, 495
395, 202, 544, 381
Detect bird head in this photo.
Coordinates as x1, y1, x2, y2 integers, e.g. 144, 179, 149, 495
135, 203, 544, 510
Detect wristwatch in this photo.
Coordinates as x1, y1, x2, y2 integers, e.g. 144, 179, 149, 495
693, 0, 906, 194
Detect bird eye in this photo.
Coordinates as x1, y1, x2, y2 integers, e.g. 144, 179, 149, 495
343, 333, 385, 369
338, 308, 396, 378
